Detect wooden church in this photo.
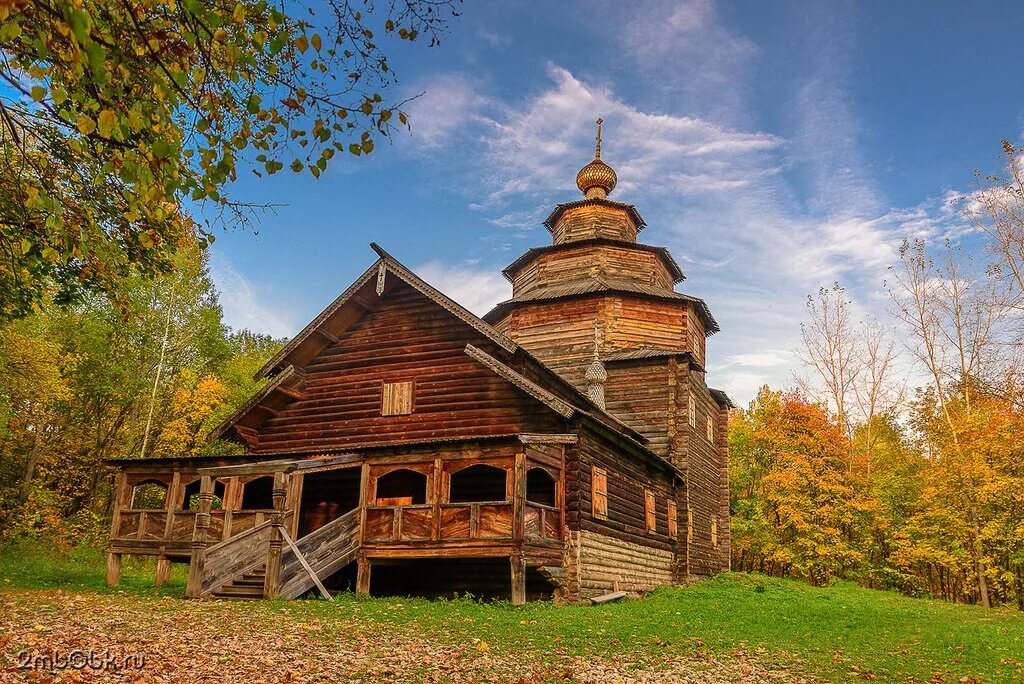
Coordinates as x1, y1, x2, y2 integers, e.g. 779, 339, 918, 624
105, 121, 733, 604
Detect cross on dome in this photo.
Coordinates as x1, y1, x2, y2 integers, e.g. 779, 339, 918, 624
575, 117, 618, 199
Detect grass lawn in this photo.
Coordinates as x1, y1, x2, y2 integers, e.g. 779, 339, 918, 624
1, 544, 1022, 682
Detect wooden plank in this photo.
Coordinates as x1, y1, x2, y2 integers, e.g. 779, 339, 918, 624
590, 590, 627, 605
280, 528, 332, 600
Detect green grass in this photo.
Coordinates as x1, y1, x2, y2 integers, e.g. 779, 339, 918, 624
2, 544, 1022, 682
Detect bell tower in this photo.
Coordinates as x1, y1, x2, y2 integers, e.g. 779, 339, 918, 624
483, 119, 719, 394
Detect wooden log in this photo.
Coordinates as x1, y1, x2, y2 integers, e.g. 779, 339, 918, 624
356, 556, 371, 594
154, 556, 171, 587
106, 553, 121, 586
510, 555, 526, 606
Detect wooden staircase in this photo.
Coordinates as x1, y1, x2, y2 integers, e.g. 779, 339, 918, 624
212, 567, 266, 599
198, 509, 361, 600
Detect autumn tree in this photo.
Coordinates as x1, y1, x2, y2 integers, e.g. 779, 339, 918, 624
0, 0, 460, 319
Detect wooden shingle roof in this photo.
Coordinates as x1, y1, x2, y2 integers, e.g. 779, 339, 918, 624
544, 197, 647, 233
500, 238, 685, 285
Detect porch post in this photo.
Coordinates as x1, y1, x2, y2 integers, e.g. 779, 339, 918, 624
185, 475, 214, 598
356, 556, 371, 594
155, 557, 171, 587
263, 471, 287, 598
513, 451, 526, 541
106, 472, 129, 586
510, 554, 526, 606
106, 553, 121, 586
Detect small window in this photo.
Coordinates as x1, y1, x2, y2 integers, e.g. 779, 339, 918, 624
449, 464, 507, 503
687, 508, 693, 543
644, 490, 656, 534
688, 396, 696, 426
131, 480, 168, 510
711, 515, 719, 547
526, 468, 557, 507
667, 499, 677, 539
706, 415, 714, 442
375, 468, 427, 506
382, 380, 414, 416
591, 466, 608, 519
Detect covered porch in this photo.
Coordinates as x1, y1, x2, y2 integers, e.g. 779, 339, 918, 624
105, 436, 571, 603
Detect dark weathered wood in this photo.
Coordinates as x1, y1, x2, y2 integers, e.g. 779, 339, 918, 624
185, 475, 214, 598
263, 472, 287, 598
590, 590, 627, 605
510, 555, 526, 606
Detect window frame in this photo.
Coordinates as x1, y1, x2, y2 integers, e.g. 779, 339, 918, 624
591, 466, 608, 519
381, 380, 414, 416
667, 499, 677, 539
644, 489, 656, 534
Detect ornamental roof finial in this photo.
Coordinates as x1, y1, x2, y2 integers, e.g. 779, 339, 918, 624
576, 117, 617, 199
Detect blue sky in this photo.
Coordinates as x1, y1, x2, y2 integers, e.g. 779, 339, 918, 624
210, 0, 1024, 404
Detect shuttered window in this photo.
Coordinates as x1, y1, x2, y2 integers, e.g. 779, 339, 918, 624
687, 508, 693, 543
688, 395, 696, 426
591, 466, 608, 519
644, 490, 656, 534
711, 515, 719, 547
706, 415, 714, 442
667, 499, 677, 539
382, 380, 414, 416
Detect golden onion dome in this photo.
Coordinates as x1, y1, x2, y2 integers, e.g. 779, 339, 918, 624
576, 117, 617, 198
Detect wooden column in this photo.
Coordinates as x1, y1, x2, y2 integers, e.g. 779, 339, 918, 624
163, 471, 181, 540
512, 451, 526, 541
106, 472, 129, 586
185, 475, 215, 598
106, 552, 121, 586
357, 463, 371, 544
356, 556, 371, 595
510, 554, 526, 606
154, 557, 171, 587
263, 471, 287, 599
431, 458, 442, 541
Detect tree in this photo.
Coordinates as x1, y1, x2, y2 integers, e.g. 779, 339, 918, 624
795, 283, 859, 437
0, 0, 460, 319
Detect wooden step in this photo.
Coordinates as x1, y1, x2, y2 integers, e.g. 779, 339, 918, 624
213, 585, 264, 599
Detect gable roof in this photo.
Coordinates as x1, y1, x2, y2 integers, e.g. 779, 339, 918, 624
255, 243, 518, 380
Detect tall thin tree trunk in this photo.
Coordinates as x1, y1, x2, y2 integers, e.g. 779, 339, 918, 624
140, 279, 176, 459
18, 431, 44, 504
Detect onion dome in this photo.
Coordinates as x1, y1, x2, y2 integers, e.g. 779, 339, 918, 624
584, 357, 608, 383
576, 118, 617, 199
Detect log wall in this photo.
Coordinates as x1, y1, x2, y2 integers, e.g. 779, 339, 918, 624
511, 244, 676, 296
564, 530, 674, 600
550, 204, 638, 244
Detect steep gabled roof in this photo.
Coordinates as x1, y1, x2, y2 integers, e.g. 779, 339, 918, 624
209, 364, 307, 444
500, 238, 685, 285
544, 197, 647, 233
255, 243, 518, 380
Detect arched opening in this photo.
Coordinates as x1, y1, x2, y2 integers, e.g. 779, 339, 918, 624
240, 476, 275, 510
375, 469, 427, 506
182, 479, 225, 510
448, 464, 507, 504
299, 467, 361, 536
526, 468, 557, 507
131, 480, 168, 510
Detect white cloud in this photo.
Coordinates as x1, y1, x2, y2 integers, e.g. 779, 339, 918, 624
414, 261, 512, 317
209, 252, 297, 339
404, 74, 491, 148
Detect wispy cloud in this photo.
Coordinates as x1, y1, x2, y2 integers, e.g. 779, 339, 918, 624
209, 252, 297, 339
415, 261, 511, 316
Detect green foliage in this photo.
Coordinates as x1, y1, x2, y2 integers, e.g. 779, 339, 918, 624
0, 242, 283, 544
0, 0, 459, 319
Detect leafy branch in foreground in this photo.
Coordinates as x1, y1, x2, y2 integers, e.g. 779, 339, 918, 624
0, 0, 460, 319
